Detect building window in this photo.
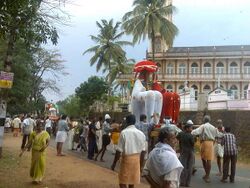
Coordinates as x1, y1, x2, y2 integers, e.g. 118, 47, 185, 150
216, 62, 224, 74
230, 85, 238, 99
178, 63, 186, 74
244, 85, 248, 99
229, 62, 239, 74
191, 62, 199, 74
244, 62, 250, 74
191, 84, 198, 100
166, 63, 174, 74
166, 85, 173, 92
203, 62, 211, 74
203, 85, 211, 93
178, 85, 184, 93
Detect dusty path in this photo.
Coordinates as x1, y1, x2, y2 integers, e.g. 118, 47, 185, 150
0, 133, 150, 188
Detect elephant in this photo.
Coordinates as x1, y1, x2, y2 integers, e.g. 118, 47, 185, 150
131, 79, 163, 124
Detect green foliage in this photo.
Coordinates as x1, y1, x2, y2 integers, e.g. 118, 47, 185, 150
1, 40, 33, 114
0, 0, 58, 45
103, 59, 134, 85
106, 95, 120, 109
75, 76, 109, 114
0, 0, 68, 115
122, 0, 178, 59
0, 40, 66, 115
56, 95, 82, 117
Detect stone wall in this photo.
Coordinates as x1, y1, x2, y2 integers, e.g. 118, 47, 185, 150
179, 110, 250, 158
91, 110, 250, 158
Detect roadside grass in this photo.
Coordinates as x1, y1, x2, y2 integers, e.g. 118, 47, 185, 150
238, 147, 250, 164
0, 146, 31, 188
0, 149, 20, 170
238, 154, 250, 164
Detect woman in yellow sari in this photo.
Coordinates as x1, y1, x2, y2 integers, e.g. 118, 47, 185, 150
24, 120, 50, 184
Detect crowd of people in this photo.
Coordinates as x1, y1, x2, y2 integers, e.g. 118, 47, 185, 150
4, 113, 238, 187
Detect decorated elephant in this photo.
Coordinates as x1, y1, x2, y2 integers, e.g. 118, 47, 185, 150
131, 60, 180, 124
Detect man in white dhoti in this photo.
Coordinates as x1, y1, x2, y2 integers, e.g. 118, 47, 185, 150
111, 114, 146, 188
214, 119, 224, 176
95, 117, 103, 151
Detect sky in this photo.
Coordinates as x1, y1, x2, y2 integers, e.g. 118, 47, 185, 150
44, 0, 250, 102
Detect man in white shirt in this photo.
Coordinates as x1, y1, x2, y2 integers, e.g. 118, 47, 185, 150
4, 116, 11, 133
191, 115, 223, 183
143, 127, 183, 188
95, 114, 112, 161
12, 115, 21, 137
21, 114, 35, 149
111, 114, 146, 188
45, 117, 52, 136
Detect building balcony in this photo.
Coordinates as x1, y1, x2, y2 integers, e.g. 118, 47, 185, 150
160, 73, 249, 81
117, 73, 250, 82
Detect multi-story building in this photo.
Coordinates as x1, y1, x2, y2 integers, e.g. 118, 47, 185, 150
118, 0, 250, 102
118, 45, 250, 101
147, 45, 250, 100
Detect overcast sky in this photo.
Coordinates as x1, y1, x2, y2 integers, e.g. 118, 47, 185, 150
44, 0, 250, 102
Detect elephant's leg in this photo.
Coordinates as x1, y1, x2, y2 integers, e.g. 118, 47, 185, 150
131, 95, 145, 124
145, 91, 155, 123
154, 91, 163, 117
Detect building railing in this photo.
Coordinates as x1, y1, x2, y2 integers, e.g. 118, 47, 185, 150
147, 51, 250, 59
117, 73, 250, 82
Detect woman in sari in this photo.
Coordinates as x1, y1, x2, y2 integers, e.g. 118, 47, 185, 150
24, 120, 50, 184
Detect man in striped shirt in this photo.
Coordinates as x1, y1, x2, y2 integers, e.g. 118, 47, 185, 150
221, 127, 237, 183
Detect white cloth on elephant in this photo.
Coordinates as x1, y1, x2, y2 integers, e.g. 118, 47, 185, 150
131, 79, 163, 124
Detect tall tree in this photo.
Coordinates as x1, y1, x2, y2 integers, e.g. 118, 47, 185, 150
29, 48, 67, 103
102, 59, 134, 86
0, 0, 68, 158
57, 95, 82, 117
0, 0, 69, 70
0, 40, 67, 115
122, 0, 178, 60
75, 76, 109, 114
83, 19, 133, 94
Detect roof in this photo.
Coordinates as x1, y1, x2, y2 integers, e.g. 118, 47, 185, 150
167, 45, 250, 53
208, 87, 228, 95
158, 45, 250, 58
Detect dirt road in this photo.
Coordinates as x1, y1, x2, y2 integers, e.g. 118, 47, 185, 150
0, 133, 150, 188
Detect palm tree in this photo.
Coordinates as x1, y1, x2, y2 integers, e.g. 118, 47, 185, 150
122, 0, 178, 60
103, 59, 134, 104
102, 58, 134, 85
83, 19, 133, 95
